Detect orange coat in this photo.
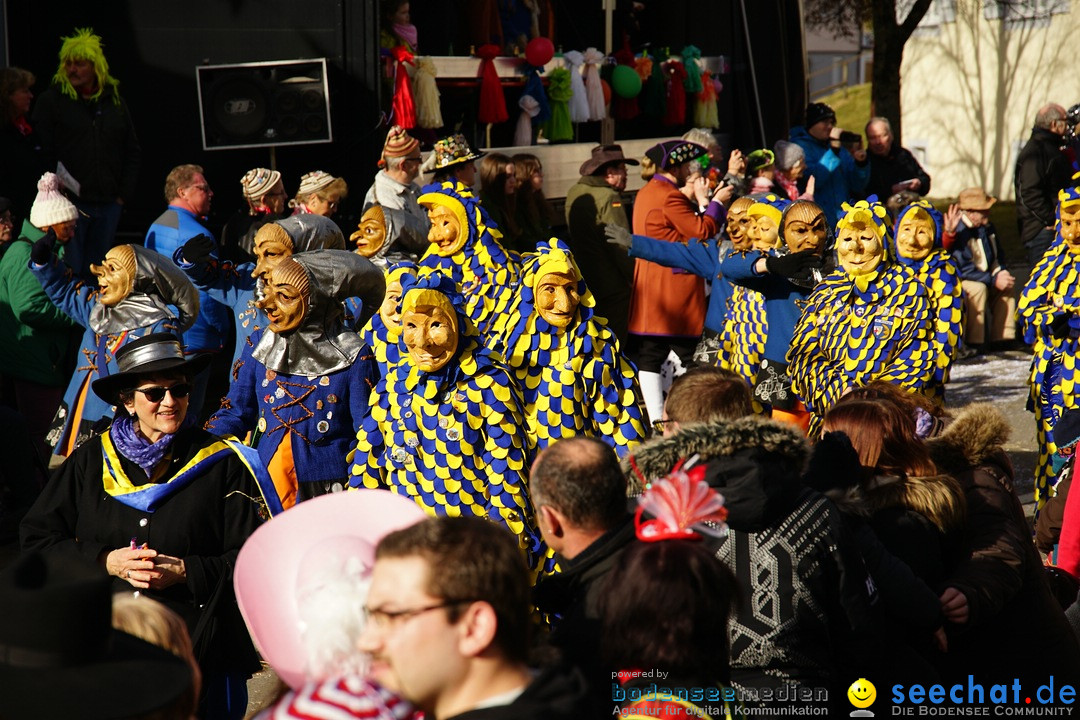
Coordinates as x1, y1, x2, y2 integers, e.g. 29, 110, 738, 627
628, 176, 720, 337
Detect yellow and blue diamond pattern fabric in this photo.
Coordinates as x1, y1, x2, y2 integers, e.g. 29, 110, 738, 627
1019, 241, 1080, 511
500, 239, 647, 458
787, 263, 936, 437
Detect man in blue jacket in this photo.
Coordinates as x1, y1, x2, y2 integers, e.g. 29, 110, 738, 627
145, 164, 232, 417
789, 102, 870, 229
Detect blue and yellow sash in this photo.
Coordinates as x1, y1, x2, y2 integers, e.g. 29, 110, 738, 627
101, 429, 283, 517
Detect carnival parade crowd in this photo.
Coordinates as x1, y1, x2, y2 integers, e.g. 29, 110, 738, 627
6, 25, 1080, 720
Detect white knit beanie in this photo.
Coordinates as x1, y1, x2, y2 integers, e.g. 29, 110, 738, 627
30, 173, 78, 229
773, 140, 805, 172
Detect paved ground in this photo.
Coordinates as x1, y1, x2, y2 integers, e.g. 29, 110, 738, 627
944, 346, 1038, 511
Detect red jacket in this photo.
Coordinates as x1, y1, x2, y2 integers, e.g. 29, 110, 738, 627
628, 176, 720, 337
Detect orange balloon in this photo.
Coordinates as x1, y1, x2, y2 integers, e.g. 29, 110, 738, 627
601, 78, 611, 106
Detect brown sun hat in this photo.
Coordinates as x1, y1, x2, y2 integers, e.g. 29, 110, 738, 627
579, 144, 641, 176
957, 187, 997, 211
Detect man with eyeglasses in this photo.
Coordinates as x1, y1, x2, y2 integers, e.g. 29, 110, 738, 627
361, 125, 431, 262
358, 516, 589, 719
145, 164, 232, 418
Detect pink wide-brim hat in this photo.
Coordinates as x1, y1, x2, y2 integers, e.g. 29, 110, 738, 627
234, 490, 426, 690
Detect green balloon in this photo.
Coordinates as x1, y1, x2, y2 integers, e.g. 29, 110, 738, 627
611, 64, 642, 99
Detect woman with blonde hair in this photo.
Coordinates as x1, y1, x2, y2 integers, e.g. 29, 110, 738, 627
289, 170, 348, 219
113, 594, 202, 720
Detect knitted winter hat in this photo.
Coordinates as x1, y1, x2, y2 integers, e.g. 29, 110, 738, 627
382, 125, 420, 160
296, 171, 336, 197
241, 168, 282, 200
30, 172, 78, 229
804, 102, 836, 128
773, 140, 805, 171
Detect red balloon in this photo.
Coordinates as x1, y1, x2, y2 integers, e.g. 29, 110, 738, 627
525, 37, 555, 67
601, 78, 612, 106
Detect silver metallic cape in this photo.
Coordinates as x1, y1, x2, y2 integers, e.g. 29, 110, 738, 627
88, 245, 200, 335
278, 214, 345, 252
252, 249, 386, 376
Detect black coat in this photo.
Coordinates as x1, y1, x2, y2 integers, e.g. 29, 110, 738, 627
623, 418, 880, 697
20, 426, 267, 676
533, 514, 634, 699
928, 404, 1080, 687
866, 144, 931, 202
31, 86, 141, 204
0, 121, 52, 224
1014, 127, 1073, 246
445, 666, 591, 720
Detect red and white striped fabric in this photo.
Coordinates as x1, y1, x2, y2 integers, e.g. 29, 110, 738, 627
255, 676, 419, 720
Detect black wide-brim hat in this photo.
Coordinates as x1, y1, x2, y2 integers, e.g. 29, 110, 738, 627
91, 332, 213, 406
0, 552, 192, 720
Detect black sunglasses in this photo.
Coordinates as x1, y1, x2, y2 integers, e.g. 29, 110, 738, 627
133, 384, 192, 403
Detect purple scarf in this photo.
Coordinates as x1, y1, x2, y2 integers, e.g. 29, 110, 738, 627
111, 413, 195, 478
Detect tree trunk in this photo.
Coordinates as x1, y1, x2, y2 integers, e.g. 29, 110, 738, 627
870, 0, 905, 143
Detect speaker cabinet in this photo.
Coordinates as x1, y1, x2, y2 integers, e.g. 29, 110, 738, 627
196, 58, 333, 151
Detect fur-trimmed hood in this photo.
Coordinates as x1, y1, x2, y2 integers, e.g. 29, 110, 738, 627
926, 403, 1011, 478
624, 417, 810, 532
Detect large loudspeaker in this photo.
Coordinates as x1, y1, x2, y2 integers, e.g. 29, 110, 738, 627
196, 59, 333, 151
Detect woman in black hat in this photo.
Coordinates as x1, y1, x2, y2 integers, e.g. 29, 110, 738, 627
20, 332, 281, 720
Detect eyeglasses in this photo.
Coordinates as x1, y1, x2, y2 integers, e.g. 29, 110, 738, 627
133, 384, 192, 403
187, 184, 211, 193
652, 419, 675, 433
363, 599, 475, 630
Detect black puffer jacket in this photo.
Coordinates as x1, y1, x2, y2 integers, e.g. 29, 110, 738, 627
624, 418, 878, 695
929, 404, 1080, 686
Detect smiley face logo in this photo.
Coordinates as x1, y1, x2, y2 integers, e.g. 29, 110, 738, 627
848, 678, 876, 710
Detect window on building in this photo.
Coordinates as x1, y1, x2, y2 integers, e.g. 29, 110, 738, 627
984, 0, 1070, 29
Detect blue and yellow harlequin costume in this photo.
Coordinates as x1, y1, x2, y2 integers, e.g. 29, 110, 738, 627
416, 181, 521, 343
359, 261, 417, 377
787, 201, 936, 437
499, 239, 646, 458
1019, 185, 1080, 510
891, 200, 964, 404
348, 273, 551, 575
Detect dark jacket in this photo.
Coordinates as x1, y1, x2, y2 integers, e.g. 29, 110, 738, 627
0, 121, 52, 223
623, 418, 878, 694
866, 144, 931, 202
1015, 127, 1073, 246
928, 404, 1080, 686
31, 86, 141, 204
951, 221, 1005, 285
445, 666, 591, 720
533, 516, 634, 675
20, 426, 267, 677
564, 175, 634, 342
1036, 459, 1072, 556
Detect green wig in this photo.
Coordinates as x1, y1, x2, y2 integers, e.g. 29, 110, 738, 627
52, 28, 121, 105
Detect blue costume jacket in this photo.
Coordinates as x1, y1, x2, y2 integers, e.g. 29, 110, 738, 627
207, 328, 379, 493
789, 125, 870, 230
721, 249, 813, 365
145, 205, 232, 354
31, 257, 182, 456
627, 234, 734, 335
